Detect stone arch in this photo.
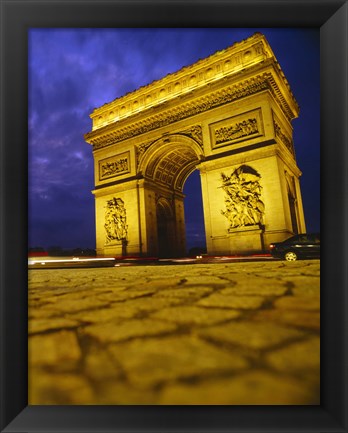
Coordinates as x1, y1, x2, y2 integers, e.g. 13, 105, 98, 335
86, 33, 306, 257
137, 134, 204, 257
138, 134, 204, 192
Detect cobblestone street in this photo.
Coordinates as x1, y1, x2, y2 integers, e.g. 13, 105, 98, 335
28, 260, 320, 405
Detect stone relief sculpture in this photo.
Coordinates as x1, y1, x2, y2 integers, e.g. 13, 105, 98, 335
221, 165, 265, 230
100, 157, 129, 179
104, 197, 128, 242
181, 125, 203, 147
215, 118, 259, 144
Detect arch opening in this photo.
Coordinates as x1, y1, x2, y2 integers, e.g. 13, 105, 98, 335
183, 169, 207, 256
156, 197, 176, 258
140, 135, 204, 257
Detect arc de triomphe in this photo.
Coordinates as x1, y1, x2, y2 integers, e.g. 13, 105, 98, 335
85, 33, 306, 257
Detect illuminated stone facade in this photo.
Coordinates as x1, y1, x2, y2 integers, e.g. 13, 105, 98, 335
85, 33, 306, 257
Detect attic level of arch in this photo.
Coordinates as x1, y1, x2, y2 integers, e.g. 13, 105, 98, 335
89, 34, 276, 129
84, 34, 299, 150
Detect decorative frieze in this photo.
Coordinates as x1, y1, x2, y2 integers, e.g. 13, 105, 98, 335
99, 152, 130, 181
220, 165, 265, 230
104, 197, 128, 243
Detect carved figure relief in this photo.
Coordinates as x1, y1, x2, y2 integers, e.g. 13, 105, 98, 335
104, 197, 128, 243
215, 118, 259, 144
99, 153, 130, 180
136, 141, 153, 158
180, 125, 203, 147
136, 140, 154, 168
221, 165, 265, 230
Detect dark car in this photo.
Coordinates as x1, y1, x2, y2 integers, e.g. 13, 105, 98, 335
269, 233, 320, 261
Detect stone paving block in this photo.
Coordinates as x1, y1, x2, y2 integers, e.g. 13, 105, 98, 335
119, 296, 183, 312
43, 288, 118, 303
150, 305, 242, 326
91, 381, 158, 404
83, 346, 123, 381
29, 287, 85, 297
282, 262, 320, 275
82, 318, 177, 343
290, 276, 320, 296
29, 317, 80, 335
95, 288, 156, 303
29, 369, 95, 404
108, 335, 249, 389
220, 278, 289, 296
43, 297, 109, 314
29, 330, 82, 369
197, 321, 306, 350
130, 277, 190, 291
28, 307, 63, 319
274, 295, 320, 311
29, 287, 108, 304
28, 300, 52, 310
154, 286, 213, 300
253, 310, 320, 331
265, 337, 320, 373
251, 262, 317, 279
159, 370, 318, 405
197, 294, 265, 309
70, 304, 139, 324
177, 275, 227, 286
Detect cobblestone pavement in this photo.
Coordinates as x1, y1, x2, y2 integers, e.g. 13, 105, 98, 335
28, 260, 320, 405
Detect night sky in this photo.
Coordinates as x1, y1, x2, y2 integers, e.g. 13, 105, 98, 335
28, 28, 320, 252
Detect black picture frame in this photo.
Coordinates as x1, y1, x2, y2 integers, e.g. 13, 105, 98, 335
1, 0, 347, 432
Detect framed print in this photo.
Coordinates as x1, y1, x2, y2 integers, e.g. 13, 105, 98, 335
1, 0, 347, 432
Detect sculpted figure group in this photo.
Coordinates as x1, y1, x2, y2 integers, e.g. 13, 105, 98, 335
221, 165, 265, 229
104, 197, 128, 242
100, 157, 129, 179
215, 118, 258, 144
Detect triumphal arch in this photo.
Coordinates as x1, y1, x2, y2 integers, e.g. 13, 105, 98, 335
85, 33, 306, 257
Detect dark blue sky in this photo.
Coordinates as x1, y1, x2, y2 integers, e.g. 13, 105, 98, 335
28, 28, 320, 251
